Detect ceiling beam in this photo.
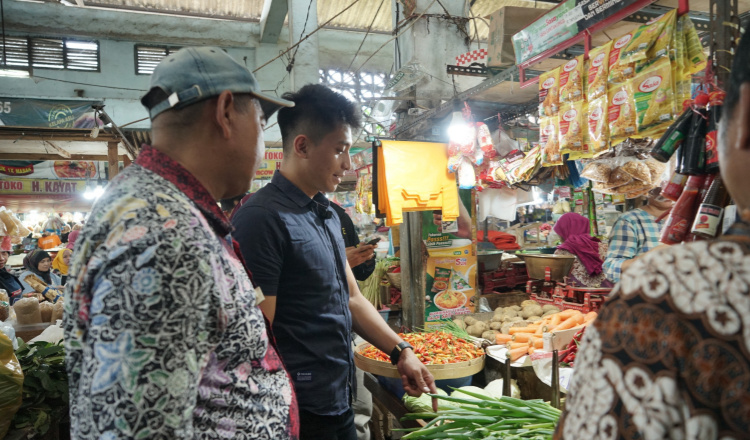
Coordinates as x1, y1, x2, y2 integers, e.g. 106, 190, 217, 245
43, 141, 72, 158
259, 0, 289, 43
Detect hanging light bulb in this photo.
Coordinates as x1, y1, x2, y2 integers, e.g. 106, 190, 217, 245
447, 111, 472, 143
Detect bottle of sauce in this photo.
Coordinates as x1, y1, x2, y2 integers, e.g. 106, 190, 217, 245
680, 93, 709, 175
704, 91, 725, 174
660, 175, 705, 244
691, 177, 729, 238
650, 100, 693, 163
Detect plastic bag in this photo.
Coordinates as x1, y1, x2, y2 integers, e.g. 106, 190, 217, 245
539, 67, 560, 117
0, 331, 24, 438
581, 161, 613, 183
559, 55, 584, 103
633, 59, 675, 135
585, 96, 609, 158
586, 41, 612, 101
608, 84, 637, 140
0, 208, 19, 237
559, 101, 585, 158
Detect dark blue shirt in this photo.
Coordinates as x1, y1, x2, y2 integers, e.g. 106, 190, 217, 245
232, 170, 354, 416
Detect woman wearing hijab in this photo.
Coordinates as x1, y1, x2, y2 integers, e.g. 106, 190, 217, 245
553, 213, 613, 288
52, 248, 72, 285
18, 249, 62, 298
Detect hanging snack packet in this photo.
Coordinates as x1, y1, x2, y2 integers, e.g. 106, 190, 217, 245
682, 15, 707, 74
647, 10, 676, 62
633, 59, 674, 134
558, 101, 585, 158
586, 96, 609, 157
608, 83, 637, 140
540, 116, 562, 166
621, 11, 671, 64
539, 67, 560, 117
609, 31, 638, 85
559, 55, 585, 103
586, 41, 612, 101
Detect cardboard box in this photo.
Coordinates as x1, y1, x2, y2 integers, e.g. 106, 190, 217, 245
486, 6, 547, 68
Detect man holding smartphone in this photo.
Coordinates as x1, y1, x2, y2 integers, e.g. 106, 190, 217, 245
330, 202, 377, 282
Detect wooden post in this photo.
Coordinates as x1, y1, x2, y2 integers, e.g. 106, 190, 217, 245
123, 155, 132, 168
107, 142, 119, 180
399, 212, 425, 331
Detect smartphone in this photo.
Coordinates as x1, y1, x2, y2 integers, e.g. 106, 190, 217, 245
366, 237, 381, 246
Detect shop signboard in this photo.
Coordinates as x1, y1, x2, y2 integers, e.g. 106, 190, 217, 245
0, 178, 86, 195
0, 160, 101, 180
255, 148, 283, 179
0, 98, 103, 128
512, 0, 642, 65
422, 189, 476, 328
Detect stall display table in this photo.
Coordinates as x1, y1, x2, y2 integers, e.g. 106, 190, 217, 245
364, 372, 424, 440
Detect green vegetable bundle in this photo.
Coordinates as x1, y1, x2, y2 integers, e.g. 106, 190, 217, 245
398, 387, 560, 439
359, 258, 390, 309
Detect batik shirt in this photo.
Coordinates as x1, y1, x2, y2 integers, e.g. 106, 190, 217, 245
603, 209, 663, 283
64, 145, 298, 439
555, 223, 750, 440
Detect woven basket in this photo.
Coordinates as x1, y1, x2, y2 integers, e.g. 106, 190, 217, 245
386, 272, 401, 290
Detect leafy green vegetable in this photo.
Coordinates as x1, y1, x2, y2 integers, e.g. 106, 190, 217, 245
10, 340, 69, 436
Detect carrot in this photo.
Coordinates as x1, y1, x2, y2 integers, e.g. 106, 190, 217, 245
551, 314, 584, 332
534, 324, 545, 336
583, 311, 598, 323
507, 342, 529, 350
508, 346, 529, 362
558, 309, 581, 320
496, 334, 513, 345
548, 313, 563, 327
531, 337, 544, 349
509, 325, 538, 335
512, 332, 535, 343
528, 347, 536, 355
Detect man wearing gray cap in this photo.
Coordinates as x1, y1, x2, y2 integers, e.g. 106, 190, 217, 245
64, 47, 299, 439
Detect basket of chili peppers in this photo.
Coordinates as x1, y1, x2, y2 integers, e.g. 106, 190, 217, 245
354, 331, 485, 379
558, 328, 585, 367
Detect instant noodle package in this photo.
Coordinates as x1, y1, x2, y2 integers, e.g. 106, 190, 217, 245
558, 101, 585, 158
620, 11, 670, 65
559, 55, 584, 103
608, 84, 637, 140
538, 68, 560, 117
632, 59, 674, 134
608, 31, 637, 85
585, 96, 609, 157
540, 117, 562, 166
586, 41, 612, 101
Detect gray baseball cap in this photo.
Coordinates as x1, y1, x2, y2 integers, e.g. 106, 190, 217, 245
141, 46, 293, 120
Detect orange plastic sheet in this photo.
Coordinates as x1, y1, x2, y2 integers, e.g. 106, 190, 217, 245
377, 140, 459, 226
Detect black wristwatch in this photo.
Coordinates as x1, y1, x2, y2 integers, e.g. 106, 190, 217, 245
390, 341, 414, 365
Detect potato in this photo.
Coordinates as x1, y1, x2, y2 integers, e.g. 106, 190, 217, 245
467, 324, 484, 337
521, 306, 544, 319
508, 316, 524, 323
464, 316, 478, 326
501, 322, 515, 334
491, 315, 504, 323
494, 307, 507, 313
528, 316, 542, 322
509, 305, 522, 311
482, 330, 499, 341
475, 321, 488, 331
452, 318, 467, 329
503, 309, 519, 318
542, 310, 559, 317
490, 322, 503, 330
521, 300, 539, 308
542, 305, 561, 313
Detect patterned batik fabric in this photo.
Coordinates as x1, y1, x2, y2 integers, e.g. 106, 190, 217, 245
554, 237, 750, 440
64, 146, 298, 439
603, 209, 663, 283
555, 241, 613, 288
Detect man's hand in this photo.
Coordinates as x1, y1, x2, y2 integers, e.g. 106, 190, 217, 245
397, 349, 438, 411
345, 243, 376, 268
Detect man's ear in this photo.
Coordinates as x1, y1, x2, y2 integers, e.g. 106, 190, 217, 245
214, 90, 235, 139
293, 134, 310, 158
735, 83, 750, 152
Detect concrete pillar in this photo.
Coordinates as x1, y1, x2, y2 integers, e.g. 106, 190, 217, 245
394, 0, 470, 108
287, 0, 320, 90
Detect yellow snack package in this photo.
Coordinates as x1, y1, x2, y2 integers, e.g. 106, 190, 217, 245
621, 11, 671, 64
633, 59, 674, 134
586, 41, 612, 101
540, 117, 562, 166
585, 96, 609, 158
559, 55, 585, 103
608, 31, 637, 85
558, 101, 585, 157
539, 67, 561, 117
608, 83, 637, 140
682, 15, 707, 75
